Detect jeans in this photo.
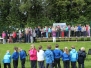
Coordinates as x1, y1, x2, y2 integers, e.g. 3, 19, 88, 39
46, 63, 53, 68
38, 61, 45, 68
30, 60, 37, 68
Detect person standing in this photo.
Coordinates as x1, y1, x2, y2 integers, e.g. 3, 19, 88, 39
12, 31, 17, 43
70, 46, 78, 68
62, 47, 70, 68
53, 44, 62, 68
2, 50, 11, 68
19, 48, 26, 68
37, 45, 45, 68
29, 44, 37, 68
44, 45, 54, 68
12, 47, 19, 68
78, 47, 86, 68
2, 31, 6, 44
52, 27, 56, 42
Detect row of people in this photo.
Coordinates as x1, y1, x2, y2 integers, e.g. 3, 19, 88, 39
1, 24, 90, 43
2, 44, 86, 68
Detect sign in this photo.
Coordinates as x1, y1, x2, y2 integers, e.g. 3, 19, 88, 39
53, 23, 66, 28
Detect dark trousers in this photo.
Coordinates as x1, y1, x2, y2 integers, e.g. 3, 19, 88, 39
46, 63, 53, 68
30, 60, 37, 68
38, 61, 45, 68
71, 31, 74, 37
4, 63, 11, 68
71, 61, 76, 68
54, 58, 61, 68
33, 37, 36, 42
63, 60, 70, 68
78, 63, 84, 68
13, 60, 18, 68
21, 58, 26, 68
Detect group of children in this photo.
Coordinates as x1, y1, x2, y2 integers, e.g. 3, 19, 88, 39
1, 44, 86, 68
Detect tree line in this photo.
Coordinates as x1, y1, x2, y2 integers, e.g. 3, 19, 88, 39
0, 0, 91, 32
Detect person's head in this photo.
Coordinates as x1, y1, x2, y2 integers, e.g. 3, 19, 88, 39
38, 45, 42, 52
31, 44, 35, 49
14, 47, 18, 52
80, 47, 85, 51
6, 50, 10, 53
18, 47, 22, 51
55, 44, 59, 48
71, 46, 75, 49
64, 47, 69, 54
47, 45, 51, 49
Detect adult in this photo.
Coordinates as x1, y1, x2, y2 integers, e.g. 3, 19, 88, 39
62, 47, 70, 68
53, 44, 62, 68
12, 47, 19, 68
2, 31, 6, 44
78, 47, 86, 68
70, 46, 78, 68
44, 45, 54, 68
29, 44, 37, 68
19, 48, 26, 68
37, 45, 45, 68
2, 50, 11, 68
12, 31, 17, 43
52, 27, 56, 42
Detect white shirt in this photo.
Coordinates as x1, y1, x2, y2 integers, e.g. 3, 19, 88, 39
37, 50, 44, 61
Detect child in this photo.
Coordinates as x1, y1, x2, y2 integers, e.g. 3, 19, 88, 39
12, 47, 19, 68
2, 50, 11, 68
78, 47, 86, 68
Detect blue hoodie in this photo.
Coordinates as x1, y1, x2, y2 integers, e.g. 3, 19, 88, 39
3, 52, 11, 63
12, 51, 19, 60
53, 48, 62, 59
44, 49, 54, 63
62, 52, 70, 61
70, 49, 78, 62
19, 50, 26, 60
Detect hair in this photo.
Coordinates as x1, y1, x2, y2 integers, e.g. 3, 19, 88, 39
14, 47, 18, 52
47, 45, 51, 49
71, 46, 75, 49
81, 47, 85, 51
64, 47, 69, 54
38, 45, 42, 52
55, 44, 59, 48
31, 44, 35, 49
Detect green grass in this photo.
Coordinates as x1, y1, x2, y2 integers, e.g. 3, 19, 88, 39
0, 41, 91, 68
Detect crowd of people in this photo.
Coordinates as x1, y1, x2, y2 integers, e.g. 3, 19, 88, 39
1, 24, 90, 44
1, 44, 86, 68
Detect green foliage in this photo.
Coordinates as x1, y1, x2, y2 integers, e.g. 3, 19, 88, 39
0, 0, 91, 32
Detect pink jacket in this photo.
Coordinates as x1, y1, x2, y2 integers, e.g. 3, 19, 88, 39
2, 32, 6, 38
29, 48, 37, 60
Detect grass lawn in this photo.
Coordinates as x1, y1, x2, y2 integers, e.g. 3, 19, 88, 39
0, 41, 91, 68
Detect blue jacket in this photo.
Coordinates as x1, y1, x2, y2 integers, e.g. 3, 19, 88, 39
70, 49, 78, 62
19, 50, 26, 60
12, 51, 19, 60
44, 49, 54, 63
53, 48, 62, 59
3, 52, 11, 63
62, 52, 70, 61
78, 26, 82, 31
